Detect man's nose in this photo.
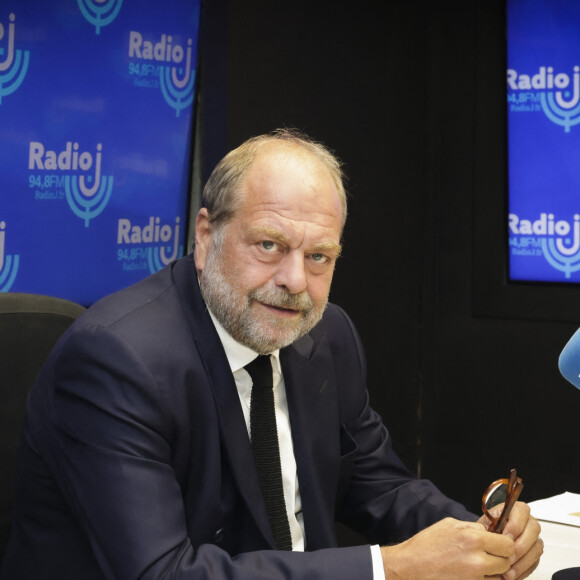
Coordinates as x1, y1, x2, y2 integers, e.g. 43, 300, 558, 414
274, 251, 307, 294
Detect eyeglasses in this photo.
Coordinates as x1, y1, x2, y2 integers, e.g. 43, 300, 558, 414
481, 468, 524, 534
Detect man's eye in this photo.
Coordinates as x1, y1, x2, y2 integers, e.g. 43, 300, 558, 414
260, 241, 277, 252
311, 253, 329, 264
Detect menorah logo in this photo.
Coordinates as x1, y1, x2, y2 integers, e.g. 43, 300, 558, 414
77, 0, 123, 35
0, 13, 30, 106
64, 144, 114, 227
159, 39, 195, 117
541, 217, 580, 279
147, 219, 182, 273
539, 66, 580, 133
0, 221, 20, 292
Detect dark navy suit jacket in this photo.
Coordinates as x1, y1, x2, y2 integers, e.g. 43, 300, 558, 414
1, 255, 475, 579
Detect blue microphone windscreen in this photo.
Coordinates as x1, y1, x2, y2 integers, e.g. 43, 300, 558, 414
559, 328, 580, 390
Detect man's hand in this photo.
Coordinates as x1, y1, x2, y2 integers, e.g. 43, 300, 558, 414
381, 517, 515, 579
479, 501, 543, 580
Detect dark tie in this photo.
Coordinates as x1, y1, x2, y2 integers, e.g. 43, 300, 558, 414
245, 355, 293, 551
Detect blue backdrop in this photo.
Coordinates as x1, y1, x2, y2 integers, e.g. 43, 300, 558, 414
0, 0, 201, 305
508, 0, 580, 283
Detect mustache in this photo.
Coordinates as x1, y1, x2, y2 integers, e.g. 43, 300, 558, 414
248, 286, 313, 312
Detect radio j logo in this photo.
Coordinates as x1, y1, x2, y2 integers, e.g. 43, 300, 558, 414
77, 0, 123, 35
0, 13, 30, 106
117, 216, 183, 274
29, 141, 114, 227
0, 221, 20, 292
507, 66, 580, 132
128, 31, 195, 117
509, 212, 580, 279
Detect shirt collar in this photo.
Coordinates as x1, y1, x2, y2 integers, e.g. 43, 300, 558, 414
207, 307, 281, 374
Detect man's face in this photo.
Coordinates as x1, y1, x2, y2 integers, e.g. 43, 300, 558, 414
195, 143, 343, 354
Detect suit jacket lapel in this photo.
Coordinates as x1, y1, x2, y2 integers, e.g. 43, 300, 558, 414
281, 332, 342, 550
171, 256, 275, 547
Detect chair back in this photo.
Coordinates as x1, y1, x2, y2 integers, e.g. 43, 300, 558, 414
0, 293, 86, 559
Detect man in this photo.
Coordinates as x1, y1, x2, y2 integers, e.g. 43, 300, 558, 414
1, 129, 542, 579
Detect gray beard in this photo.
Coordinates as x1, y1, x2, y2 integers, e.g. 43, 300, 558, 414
199, 249, 327, 354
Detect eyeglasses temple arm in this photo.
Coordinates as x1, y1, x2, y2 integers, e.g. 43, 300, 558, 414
493, 479, 523, 534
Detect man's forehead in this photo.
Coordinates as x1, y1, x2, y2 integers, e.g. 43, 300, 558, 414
233, 141, 343, 235
242, 144, 335, 196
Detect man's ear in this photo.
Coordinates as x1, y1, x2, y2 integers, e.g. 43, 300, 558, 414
193, 208, 212, 274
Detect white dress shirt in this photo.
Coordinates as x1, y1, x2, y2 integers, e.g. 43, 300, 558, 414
207, 309, 385, 579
